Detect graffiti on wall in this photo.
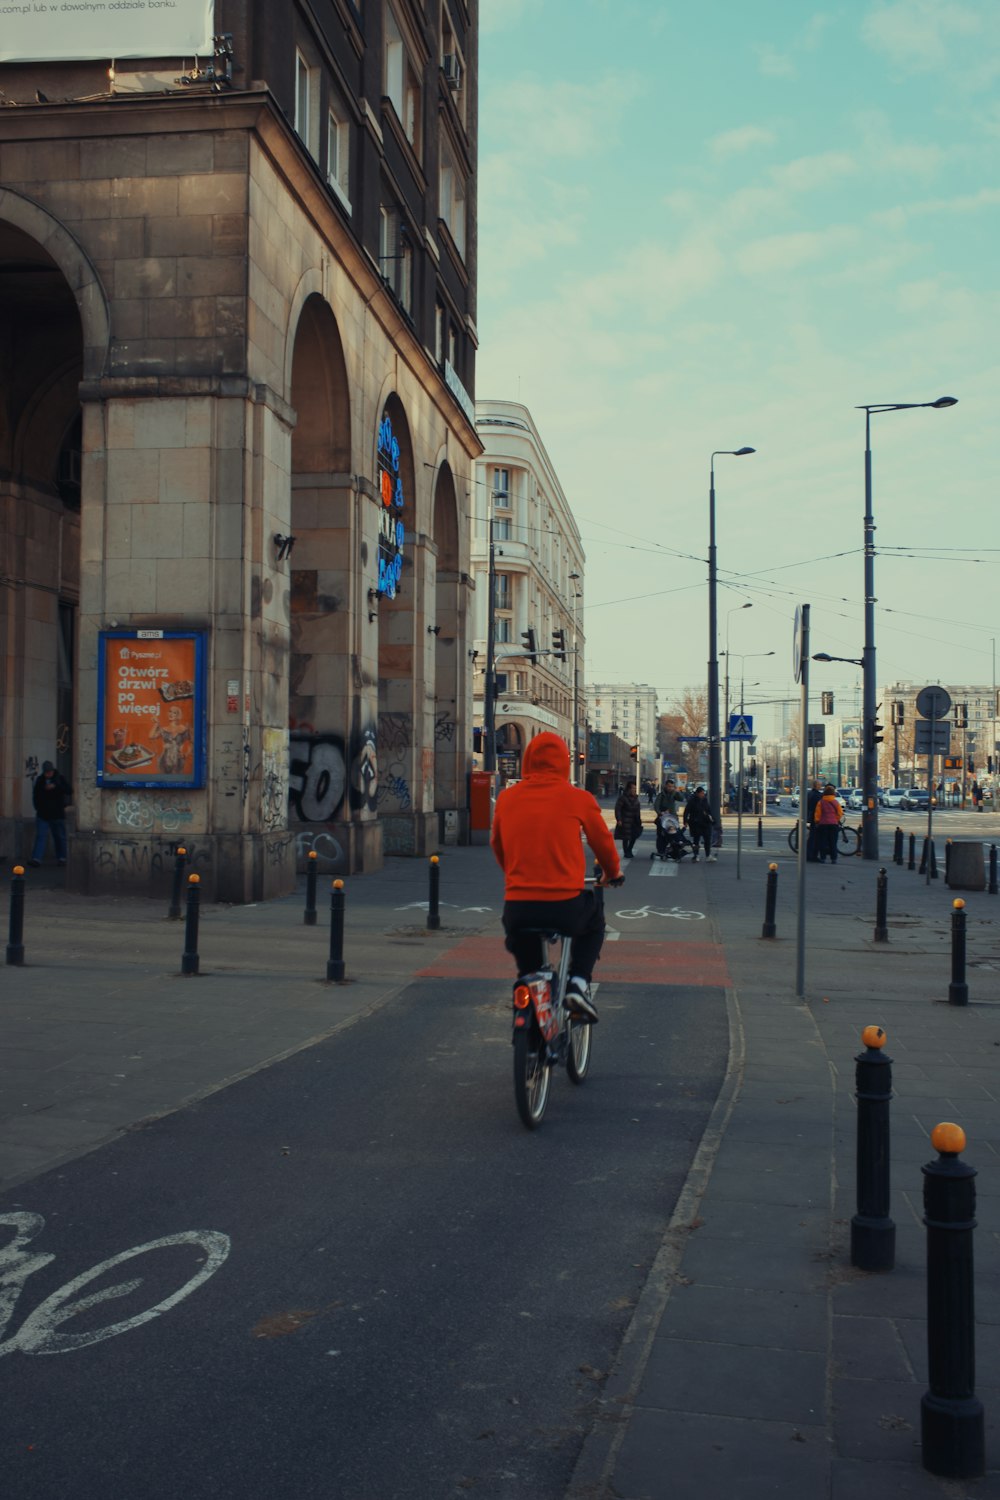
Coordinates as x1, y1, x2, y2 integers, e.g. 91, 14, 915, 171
377, 713, 412, 813
289, 734, 347, 823
113, 796, 194, 833
349, 725, 378, 812
261, 728, 287, 832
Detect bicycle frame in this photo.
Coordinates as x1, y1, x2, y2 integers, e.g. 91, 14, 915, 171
512, 932, 572, 1052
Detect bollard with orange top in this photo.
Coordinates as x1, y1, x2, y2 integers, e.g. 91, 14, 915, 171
427, 854, 441, 931
760, 863, 778, 939
167, 846, 188, 921
181, 873, 201, 975
327, 879, 346, 981
921, 1122, 984, 1479
303, 849, 319, 926
851, 1024, 895, 1271
6, 865, 25, 966
949, 899, 968, 1007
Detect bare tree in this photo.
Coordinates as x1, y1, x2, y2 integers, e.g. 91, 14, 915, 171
670, 688, 707, 779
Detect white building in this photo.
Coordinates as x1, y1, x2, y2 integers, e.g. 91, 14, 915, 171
472, 402, 585, 782
588, 684, 658, 779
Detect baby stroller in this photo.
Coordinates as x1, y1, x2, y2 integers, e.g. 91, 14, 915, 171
652, 812, 694, 862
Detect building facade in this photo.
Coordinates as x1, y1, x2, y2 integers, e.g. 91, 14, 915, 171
883, 681, 998, 791
0, 0, 480, 900
588, 683, 658, 781
472, 401, 585, 783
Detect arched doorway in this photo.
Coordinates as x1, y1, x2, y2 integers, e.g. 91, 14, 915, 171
286, 293, 356, 875
0, 214, 86, 855
496, 721, 524, 783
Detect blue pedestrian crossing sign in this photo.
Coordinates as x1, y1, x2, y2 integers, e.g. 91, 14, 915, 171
728, 713, 754, 740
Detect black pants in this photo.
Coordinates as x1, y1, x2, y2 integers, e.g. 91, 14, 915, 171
818, 824, 839, 862
622, 831, 639, 857
688, 824, 711, 857
503, 888, 605, 982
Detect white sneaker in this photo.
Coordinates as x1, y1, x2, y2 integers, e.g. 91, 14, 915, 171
707, 854, 718, 862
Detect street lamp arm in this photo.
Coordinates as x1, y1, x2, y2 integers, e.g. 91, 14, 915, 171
813, 652, 863, 667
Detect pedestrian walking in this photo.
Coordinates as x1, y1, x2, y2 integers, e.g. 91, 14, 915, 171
972, 779, 983, 811
683, 786, 717, 862
615, 783, 644, 860
814, 782, 842, 864
805, 778, 823, 862
653, 778, 683, 859
28, 760, 72, 867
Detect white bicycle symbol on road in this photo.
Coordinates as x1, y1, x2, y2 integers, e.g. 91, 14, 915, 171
0, 1211, 230, 1357
614, 904, 706, 922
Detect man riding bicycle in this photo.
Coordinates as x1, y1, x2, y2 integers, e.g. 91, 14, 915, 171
491, 732, 624, 1025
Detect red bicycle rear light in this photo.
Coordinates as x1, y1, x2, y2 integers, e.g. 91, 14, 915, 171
513, 985, 531, 1009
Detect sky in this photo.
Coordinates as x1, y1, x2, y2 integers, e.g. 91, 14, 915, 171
474, 0, 999, 740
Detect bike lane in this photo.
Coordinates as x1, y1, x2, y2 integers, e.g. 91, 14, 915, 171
1, 955, 728, 1498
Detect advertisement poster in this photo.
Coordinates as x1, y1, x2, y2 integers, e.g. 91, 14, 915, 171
97, 630, 206, 789
0, 1, 213, 64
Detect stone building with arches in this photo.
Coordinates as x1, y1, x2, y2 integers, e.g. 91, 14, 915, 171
0, 1, 480, 901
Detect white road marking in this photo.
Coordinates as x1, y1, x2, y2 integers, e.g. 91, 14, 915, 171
649, 861, 678, 877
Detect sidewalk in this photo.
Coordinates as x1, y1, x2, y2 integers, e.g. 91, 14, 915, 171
571, 819, 1000, 1498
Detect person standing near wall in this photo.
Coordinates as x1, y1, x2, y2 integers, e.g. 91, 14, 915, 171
28, 761, 72, 867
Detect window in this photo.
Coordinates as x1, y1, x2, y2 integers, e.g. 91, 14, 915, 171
494, 574, 510, 608
327, 99, 351, 209
440, 4, 466, 126
495, 618, 511, 644
295, 49, 319, 155
379, 206, 413, 315
435, 301, 446, 365
493, 518, 511, 541
384, 4, 422, 156
493, 467, 509, 502
439, 138, 466, 256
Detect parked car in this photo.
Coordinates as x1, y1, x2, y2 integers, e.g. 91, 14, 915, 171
766, 786, 780, 805
900, 789, 930, 811
789, 787, 800, 808
880, 787, 906, 809
845, 789, 864, 811
835, 788, 852, 812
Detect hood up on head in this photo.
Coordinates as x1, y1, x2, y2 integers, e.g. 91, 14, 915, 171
522, 732, 570, 780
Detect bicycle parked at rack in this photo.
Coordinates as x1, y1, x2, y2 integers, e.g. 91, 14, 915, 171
787, 822, 862, 857
511, 877, 608, 1130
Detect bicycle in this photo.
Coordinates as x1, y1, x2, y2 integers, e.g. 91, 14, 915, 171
614, 904, 705, 921
510, 876, 612, 1130
787, 822, 862, 857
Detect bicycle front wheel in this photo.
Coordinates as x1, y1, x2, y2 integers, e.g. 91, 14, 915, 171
788, 824, 799, 853
566, 1018, 592, 1084
514, 1030, 551, 1128
839, 824, 862, 856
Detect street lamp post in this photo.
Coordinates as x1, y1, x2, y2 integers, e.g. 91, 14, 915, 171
723, 603, 753, 796
708, 448, 755, 825
857, 397, 957, 858
569, 572, 582, 787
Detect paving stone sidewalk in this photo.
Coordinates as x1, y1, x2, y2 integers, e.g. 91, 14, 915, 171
570, 822, 1000, 1499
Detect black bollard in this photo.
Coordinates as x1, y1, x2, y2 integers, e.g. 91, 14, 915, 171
874, 867, 889, 943
303, 850, 318, 926
945, 840, 952, 883
756, 816, 763, 848
920, 838, 939, 879
989, 845, 997, 897
167, 846, 187, 921
908, 831, 916, 871
893, 826, 904, 866
761, 862, 778, 939
6, 864, 25, 966
327, 878, 346, 981
948, 899, 968, 1007
427, 854, 441, 931
921, 1123, 984, 1479
181, 874, 201, 976
851, 1025, 896, 1271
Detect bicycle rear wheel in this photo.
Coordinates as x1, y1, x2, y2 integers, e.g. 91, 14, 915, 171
788, 825, 799, 853
514, 1029, 551, 1128
839, 824, 862, 856
566, 1019, 592, 1084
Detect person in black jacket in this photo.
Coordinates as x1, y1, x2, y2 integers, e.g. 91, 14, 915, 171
29, 761, 72, 866
683, 786, 717, 862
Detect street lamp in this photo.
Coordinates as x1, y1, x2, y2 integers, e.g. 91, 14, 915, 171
708, 448, 755, 827
856, 397, 957, 858
569, 572, 583, 786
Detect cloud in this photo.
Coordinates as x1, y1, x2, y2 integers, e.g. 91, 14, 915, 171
710, 124, 777, 157
770, 151, 858, 192
479, 0, 537, 36
499, 73, 643, 159
871, 185, 1000, 229
755, 43, 796, 77
736, 226, 859, 276
861, 0, 985, 73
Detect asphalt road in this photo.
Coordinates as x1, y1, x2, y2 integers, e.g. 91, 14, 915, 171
2, 972, 727, 1500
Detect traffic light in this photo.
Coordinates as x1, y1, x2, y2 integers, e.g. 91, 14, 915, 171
891, 700, 905, 726
821, 691, 834, 715
955, 702, 968, 729
520, 628, 537, 656
552, 628, 566, 661
867, 714, 884, 751
577, 750, 585, 764
629, 744, 638, 760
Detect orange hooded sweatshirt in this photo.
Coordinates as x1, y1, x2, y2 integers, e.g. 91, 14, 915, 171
490, 732, 621, 901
